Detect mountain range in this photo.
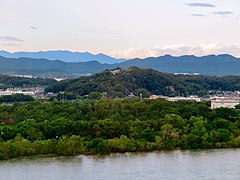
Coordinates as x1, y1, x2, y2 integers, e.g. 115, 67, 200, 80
119, 54, 240, 76
0, 52, 240, 77
0, 56, 110, 77
0, 50, 125, 64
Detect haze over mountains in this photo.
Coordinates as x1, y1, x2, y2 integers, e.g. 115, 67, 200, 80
0, 50, 125, 64
119, 54, 240, 76
0, 50, 240, 77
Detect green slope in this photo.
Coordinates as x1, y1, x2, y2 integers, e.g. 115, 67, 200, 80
45, 67, 240, 97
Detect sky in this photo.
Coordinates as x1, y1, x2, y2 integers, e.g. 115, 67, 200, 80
0, 0, 240, 58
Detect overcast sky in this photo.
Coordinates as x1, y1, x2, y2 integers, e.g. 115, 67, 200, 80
0, 0, 240, 58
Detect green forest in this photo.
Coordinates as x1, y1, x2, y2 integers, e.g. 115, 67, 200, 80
0, 94, 34, 103
0, 99, 240, 160
0, 74, 56, 89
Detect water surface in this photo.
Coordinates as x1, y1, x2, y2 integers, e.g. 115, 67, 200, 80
1, 149, 240, 180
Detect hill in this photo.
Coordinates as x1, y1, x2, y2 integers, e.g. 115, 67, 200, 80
0, 50, 125, 64
45, 67, 240, 97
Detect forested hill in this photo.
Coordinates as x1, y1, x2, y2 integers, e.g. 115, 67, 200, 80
45, 67, 240, 97
0, 75, 56, 88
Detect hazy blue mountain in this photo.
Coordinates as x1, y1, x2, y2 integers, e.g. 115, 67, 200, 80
0, 54, 240, 77
117, 54, 240, 76
0, 56, 112, 77
0, 50, 125, 64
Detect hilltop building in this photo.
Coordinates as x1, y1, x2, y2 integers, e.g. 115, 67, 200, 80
110, 68, 128, 75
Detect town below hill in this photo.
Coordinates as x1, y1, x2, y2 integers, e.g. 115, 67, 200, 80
0, 67, 240, 109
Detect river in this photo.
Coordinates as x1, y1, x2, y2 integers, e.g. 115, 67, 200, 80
1, 149, 240, 180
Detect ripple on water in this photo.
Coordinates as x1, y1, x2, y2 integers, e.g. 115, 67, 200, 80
0, 149, 240, 180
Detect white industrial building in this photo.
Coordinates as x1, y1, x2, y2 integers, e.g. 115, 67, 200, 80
149, 95, 201, 102
211, 97, 240, 109
0, 88, 45, 98
0, 89, 34, 96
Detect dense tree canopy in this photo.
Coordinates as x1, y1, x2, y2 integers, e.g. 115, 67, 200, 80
0, 99, 240, 160
0, 74, 56, 89
0, 94, 34, 103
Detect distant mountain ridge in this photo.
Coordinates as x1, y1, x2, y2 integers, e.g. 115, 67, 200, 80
119, 54, 240, 76
0, 56, 110, 77
0, 50, 126, 64
0, 53, 240, 77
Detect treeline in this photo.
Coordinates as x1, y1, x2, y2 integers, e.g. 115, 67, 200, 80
0, 99, 240, 160
0, 94, 34, 104
45, 67, 240, 97
0, 74, 56, 89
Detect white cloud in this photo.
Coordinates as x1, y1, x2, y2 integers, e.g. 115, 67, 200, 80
110, 44, 240, 59
2, 43, 21, 47
192, 14, 205, 17
30, 26, 37, 30
186, 3, 216, 8
0, 36, 24, 42
214, 11, 234, 16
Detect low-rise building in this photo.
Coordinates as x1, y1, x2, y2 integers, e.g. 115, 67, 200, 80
0, 87, 45, 98
149, 95, 201, 102
0, 90, 12, 96
110, 68, 128, 75
167, 96, 201, 102
211, 97, 240, 109
149, 95, 161, 100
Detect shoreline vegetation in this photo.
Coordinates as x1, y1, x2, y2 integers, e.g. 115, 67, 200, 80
1, 99, 240, 160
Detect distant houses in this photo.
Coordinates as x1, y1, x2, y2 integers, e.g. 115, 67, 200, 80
0, 88, 44, 98
211, 97, 240, 109
149, 94, 240, 109
0, 89, 34, 96
149, 95, 201, 102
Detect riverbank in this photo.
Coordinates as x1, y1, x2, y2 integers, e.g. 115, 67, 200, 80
1, 134, 240, 161
1, 149, 240, 179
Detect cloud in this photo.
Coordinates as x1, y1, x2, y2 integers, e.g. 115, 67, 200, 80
192, 14, 205, 17
110, 48, 150, 59
109, 44, 240, 59
2, 43, 21, 47
66, 29, 109, 35
30, 26, 37, 30
214, 11, 234, 16
0, 36, 24, 42
186, 3, 216, 8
